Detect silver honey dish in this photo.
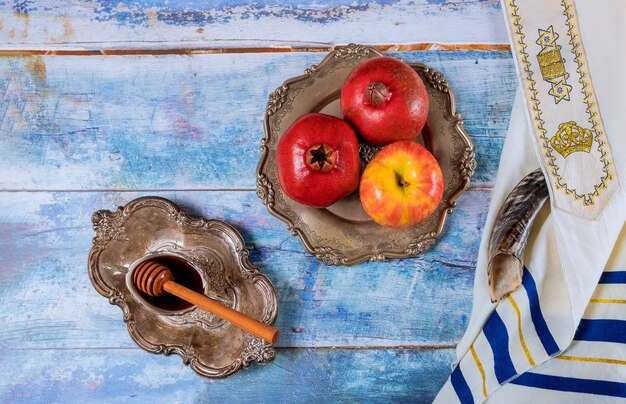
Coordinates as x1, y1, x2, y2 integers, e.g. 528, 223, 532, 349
88, 196, 278, 378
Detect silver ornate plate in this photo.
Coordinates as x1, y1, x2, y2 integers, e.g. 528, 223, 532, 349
87, 196, 278, 378
257, 44, 475, 266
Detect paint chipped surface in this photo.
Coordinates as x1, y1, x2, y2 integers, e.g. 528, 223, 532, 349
0, 0, 508, 49
12, 0, 32, 15
24, 55, 45, 82
0, 2, 516, 401
0, 348, 456, 401
80, 0, 498, 27
105, 2, 388, 26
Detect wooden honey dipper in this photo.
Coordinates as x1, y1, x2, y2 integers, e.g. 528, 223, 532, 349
133, 260, 279, 344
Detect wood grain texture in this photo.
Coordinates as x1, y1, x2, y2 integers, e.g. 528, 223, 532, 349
0, 1, 507, 50
0, 44, 514, 57
0, 348, 454, 403
0, 4, 516, 395
0, 190, 488, 349
0, 51, 516, 191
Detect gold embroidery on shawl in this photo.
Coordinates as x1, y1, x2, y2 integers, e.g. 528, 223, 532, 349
550, 121, 592, 158
536, 25, 572, 103
506, 0, 616, 207
538, 48, 566, 81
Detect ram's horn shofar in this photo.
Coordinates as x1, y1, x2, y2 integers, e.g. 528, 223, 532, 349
488, 169, 548, 302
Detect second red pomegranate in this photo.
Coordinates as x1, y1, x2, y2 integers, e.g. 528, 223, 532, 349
340, 56, 429, 147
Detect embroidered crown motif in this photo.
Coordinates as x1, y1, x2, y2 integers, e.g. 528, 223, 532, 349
550, 121, 593, 158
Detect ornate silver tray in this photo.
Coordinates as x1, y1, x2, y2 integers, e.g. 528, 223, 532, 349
257, 44, 475, 266
87, 197, 278, 378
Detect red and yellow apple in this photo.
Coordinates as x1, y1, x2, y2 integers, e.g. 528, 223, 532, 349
359, 141, 444, 228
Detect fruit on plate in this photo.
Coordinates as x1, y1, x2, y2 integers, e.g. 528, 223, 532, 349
359, 141, 444, 228
340, 56, 429, 147
275, 113, 361, 208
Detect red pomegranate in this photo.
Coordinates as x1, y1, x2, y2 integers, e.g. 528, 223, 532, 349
340, 56, 429, 147
275, 113, 361, 208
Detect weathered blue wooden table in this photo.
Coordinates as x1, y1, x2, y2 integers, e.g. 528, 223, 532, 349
0, 1, 516, 402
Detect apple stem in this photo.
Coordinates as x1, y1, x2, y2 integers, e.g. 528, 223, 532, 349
395, 172, 410, 188
364, 82, 391, 107
306, 144, 335, 173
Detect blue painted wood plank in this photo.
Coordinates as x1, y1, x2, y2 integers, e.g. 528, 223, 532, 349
0, 1, 513, 399
0, 51, 516, 191
0, 1, 507, 50
0, 189, 487, 348
0, 347, 455, 403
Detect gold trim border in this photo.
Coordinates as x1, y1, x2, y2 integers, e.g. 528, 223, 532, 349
506, 0, 615, 207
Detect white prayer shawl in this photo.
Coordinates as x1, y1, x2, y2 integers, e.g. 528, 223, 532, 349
435, 1, 626, 402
